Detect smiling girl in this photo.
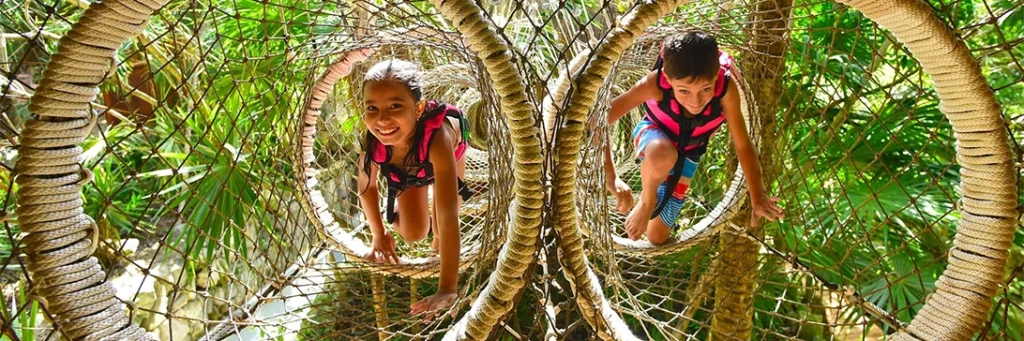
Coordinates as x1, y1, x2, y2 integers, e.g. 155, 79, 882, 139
356, 59, 472, 315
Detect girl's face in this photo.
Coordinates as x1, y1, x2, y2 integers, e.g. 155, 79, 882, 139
363, 79, 425, 147
667, 75, 717, 115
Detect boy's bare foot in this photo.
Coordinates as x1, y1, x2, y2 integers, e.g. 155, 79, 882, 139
624, 199, 654, 241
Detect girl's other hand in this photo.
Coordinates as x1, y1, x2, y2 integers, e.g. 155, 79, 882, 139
410, 290, 458, 321
370, 231, 401, 264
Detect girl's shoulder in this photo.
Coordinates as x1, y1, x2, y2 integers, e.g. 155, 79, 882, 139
424, 99, 465, 117
426, 120, 457, 162
418, 99, 464, 163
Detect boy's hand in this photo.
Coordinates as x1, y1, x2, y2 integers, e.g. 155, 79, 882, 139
411, 290, 458, 320
606, 176, 634, 215
750, 196, 785, 227
370, 231, 401, 264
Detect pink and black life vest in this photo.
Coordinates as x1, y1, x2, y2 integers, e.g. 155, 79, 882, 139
369, 100, 473, 223
643, 50, 734, 161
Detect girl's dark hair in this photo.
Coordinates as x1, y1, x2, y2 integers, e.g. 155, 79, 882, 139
359, 59, 431, 195
364, 59, 423, 101
661, 32, 720, 81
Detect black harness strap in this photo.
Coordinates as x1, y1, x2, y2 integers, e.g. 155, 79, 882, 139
375, 100, 475, 225
649, 151, 687, 220
649, 117, 695, 220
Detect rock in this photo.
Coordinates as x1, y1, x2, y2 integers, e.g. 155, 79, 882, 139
109, 242, 160, 325
109, 239, 201, 338
196, 268, 209, 290
120, 238, 140, 254
109, 262, 158, 317
150, 282, 207, 341
209, 269, 223, 287
155, 296, 204, 341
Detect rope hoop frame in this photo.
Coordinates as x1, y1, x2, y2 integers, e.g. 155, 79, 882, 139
15, 0, 1016, 340
833, 0, 1017, 339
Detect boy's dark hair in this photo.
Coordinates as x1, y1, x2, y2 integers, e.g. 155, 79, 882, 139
661, 32, 720, 81
359, 59, 428, 195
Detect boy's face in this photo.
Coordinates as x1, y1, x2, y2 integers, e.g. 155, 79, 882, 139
667, 75, 718, 115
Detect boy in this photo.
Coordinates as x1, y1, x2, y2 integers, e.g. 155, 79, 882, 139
604, 32, 784, 245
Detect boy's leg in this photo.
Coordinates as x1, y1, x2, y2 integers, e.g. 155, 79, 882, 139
646, 158, 698, 245
625, 121, 677, 240
395, 186, 430, 242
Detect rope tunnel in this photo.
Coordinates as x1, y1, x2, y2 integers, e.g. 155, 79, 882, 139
0, 0, 1021, 340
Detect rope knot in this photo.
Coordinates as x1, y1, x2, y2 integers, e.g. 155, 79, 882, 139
77, 165, 94, 186
26, 290, 51, 313
119, 296, 139, 324
86, 215, 100, 255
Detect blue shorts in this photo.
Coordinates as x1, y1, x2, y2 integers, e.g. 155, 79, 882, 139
633, 119, 699, 229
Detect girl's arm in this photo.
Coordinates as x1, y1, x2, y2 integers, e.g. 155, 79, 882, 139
427, 127, 461, 294
357, 153, 399, 263
721, 75, 785, 226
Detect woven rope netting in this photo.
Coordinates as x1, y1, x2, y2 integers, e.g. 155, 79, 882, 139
0, 0, 1022, 340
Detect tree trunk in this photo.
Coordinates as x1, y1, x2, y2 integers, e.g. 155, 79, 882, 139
710, 1, 792, 340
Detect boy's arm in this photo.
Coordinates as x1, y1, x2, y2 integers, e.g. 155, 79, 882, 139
608, 71, 661, 125
604, 72, 661, 176
721, 77, 765, 198
722, 75, 784, 226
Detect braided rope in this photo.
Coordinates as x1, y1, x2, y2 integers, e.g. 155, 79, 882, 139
551, 0, 1016, 339
426, 0, 544, 339
15, 0, 167, 339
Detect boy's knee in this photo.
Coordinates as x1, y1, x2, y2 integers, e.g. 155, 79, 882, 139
643, 139, 678, 171
647, 224, 672, 246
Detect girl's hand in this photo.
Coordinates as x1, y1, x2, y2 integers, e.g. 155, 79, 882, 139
410, 290, 458, 320
606, 176, 634, 215
750, 196, 785, 227
370, 231, 401, 264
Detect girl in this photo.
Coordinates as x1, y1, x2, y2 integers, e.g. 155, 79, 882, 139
356, 59, 473, 315
603, 32, 785, 245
